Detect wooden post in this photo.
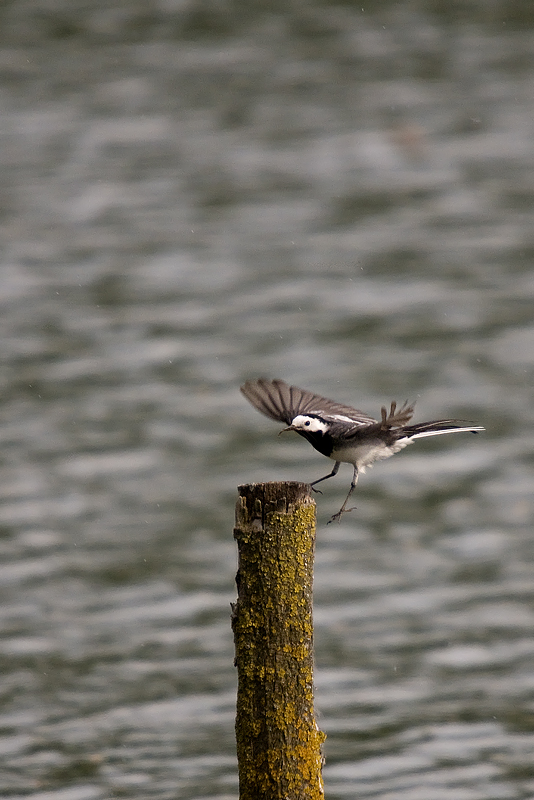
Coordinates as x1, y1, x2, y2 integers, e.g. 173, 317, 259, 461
232, 482, 325, 800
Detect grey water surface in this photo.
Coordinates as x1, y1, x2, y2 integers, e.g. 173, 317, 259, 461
1, 2, 534, 798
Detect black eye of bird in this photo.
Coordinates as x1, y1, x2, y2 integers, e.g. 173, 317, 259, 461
305, 420, 310, 426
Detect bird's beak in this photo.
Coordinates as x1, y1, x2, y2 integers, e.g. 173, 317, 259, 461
279, 425, 295, 435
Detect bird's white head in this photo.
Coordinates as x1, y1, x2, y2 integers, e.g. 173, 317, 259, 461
281, 414, 328, 434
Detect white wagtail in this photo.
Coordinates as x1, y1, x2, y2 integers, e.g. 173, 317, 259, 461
241, 378, 484, 523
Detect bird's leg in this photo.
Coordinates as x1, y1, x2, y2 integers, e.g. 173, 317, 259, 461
309, 462, 340, 494
327, 466, 359, 524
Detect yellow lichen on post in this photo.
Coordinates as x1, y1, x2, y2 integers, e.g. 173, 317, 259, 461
232, 482, 325, 800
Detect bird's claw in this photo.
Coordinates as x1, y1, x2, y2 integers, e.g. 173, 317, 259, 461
310, 486, 323, 495
327, 506, 357, 524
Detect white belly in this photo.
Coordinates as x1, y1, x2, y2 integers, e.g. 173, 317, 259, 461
332, 437, 412, 472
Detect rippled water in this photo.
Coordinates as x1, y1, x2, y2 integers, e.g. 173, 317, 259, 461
1, 3, 534, 798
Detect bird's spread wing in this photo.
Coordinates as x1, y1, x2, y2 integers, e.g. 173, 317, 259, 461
380, 400, 416, 429
240, 378, 377, 426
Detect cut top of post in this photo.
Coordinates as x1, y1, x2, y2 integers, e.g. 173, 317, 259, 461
236, 481, 314, 530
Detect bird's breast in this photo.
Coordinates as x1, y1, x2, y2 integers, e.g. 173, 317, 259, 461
297, 429, 335, 458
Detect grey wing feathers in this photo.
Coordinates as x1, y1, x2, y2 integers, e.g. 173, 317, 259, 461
240, 378, 377, 425
334, 400, 416, 442
380, 401, 415, 429
240, 379, 296, 424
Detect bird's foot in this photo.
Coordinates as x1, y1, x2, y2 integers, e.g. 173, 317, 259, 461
327, 506, 357, 524
310, 485, 323, 495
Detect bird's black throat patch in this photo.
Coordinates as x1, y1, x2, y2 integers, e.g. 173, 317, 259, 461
296, 429, 334, 458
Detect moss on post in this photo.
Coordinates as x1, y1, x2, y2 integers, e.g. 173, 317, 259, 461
232, 482, 325, 800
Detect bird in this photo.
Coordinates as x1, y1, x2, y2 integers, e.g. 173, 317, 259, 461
240, 378, 484, 524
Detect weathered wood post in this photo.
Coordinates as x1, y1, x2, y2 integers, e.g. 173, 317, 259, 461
232, 481, 325, 800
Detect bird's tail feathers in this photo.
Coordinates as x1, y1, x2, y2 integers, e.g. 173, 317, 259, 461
401, 420, 485, 440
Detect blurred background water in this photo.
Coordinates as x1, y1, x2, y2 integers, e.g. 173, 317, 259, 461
0, 1, 533, 798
